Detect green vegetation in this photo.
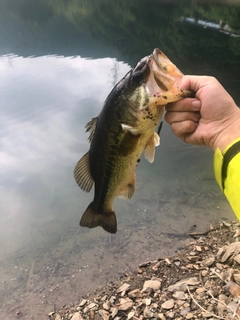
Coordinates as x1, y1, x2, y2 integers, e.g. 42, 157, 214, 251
46, 0, 240, 62
14, 0, 240, 91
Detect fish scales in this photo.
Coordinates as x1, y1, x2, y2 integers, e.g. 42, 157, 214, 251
74, 48, 194, 234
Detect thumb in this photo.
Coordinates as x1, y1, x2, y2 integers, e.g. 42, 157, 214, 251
180, 75, 208, 92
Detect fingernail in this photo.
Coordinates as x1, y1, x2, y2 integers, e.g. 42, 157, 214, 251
192, 100, 201, 110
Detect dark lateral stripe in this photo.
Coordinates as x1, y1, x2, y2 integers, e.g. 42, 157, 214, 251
222, 140, 240, 189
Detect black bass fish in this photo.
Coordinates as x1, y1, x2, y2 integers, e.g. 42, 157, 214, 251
74, 48, 193, 234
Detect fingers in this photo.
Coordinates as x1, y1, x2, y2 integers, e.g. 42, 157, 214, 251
171, 120, 198, 140
164, 97, 200, 143
165, 98, 201, 112
180, 75, 216, 92
165, 110, 200, 124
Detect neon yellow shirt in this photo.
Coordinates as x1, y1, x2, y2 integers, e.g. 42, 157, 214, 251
214, 137, 240, 218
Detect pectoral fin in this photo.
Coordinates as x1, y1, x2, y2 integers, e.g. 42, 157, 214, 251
117, 174, 136, 199
144, 132, 160, 163
73, 152, 94, 192
121, 123, 142, 135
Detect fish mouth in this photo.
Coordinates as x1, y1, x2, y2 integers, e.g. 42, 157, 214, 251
146, 48, 184, 95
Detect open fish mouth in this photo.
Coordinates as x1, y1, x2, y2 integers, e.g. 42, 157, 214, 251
145, 48, 188, 97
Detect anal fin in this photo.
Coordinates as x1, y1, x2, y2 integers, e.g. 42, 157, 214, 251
117, 174, 136, 199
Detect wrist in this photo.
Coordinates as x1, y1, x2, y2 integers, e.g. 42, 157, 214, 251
212, 108, 240, 152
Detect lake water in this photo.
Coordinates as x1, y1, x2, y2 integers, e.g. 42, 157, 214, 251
0, 1, 240, 319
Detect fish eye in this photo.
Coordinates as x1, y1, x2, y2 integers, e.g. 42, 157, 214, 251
132, 59, 150, 82
134, 60, 147, 72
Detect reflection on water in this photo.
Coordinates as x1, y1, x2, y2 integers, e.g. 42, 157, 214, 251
0, 1, 240, 319
0, 54, 130, 253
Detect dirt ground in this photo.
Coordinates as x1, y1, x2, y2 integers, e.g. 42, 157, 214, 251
50, 221, 240, 320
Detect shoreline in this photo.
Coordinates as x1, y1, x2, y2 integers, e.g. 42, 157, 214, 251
50, 221, 240, 320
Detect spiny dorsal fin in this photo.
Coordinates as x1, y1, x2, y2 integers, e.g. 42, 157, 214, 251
117, 174, 136, 199
85, 117, 98, 143
73, 152, 94, 192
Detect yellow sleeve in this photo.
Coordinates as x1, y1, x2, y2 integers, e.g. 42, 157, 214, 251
214, 137, 240, 219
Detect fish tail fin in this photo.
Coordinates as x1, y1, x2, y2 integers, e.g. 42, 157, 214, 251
80, 202, 117, 234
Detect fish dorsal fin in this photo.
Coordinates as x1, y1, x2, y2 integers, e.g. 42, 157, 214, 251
85, 117, 98, 143
73, 152, 94, 192
144, 132, 160, 163
117, 174, 136, 199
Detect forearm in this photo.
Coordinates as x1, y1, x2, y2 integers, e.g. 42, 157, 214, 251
214, 137, 240, 218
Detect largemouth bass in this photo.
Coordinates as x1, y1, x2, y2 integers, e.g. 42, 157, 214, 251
74, 48, 193, 234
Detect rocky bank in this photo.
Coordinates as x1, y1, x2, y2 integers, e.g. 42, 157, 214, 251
50, 221, 240, 320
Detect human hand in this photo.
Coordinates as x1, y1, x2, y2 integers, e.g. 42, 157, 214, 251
165, 76, 240, 151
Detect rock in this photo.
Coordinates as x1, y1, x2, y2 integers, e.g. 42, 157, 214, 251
55, 315, 61, 320
201, 311, 212, 318
139, 261, 152, 267
168, 277, 199, 293
234, 254, 240, 265
48, 312, 55, 317
118, 298, 133, 311
217, 294, 228, 317
195, 287, 205, 298
79, 299, 87, 307
180, 307, 190, 316
142, 279, 161, 292
172, 291, 186, 300
216, 247, 224, 260
158, 313, 166, 320
189, 251, 196, 256
233, 273, 240, 285
216, 262, 223, 269
201, 257, 215, 267
201, 270, 208, 277
195, 246, 202, 252
111, 307, 118, 318
71, 312, 83, 320
233, 229, 240, 238
127, 310, 135, 319
109, 296, 116, 305
117, 283, 130, 293
161, 299, 174, 309
224, 281, 240, 298
128, 289, 141, 299
88, 302, 97, 309
222, 268, 234, 283
186, 312, 194, 319
222, 221, 231, 227
152, 262, 161, 270
227, 301, 239, 313
83, 306, 89, 314
98, 309, 109, 320
143, 306, 154, 318
221, 242, 240, 262
101, 295, 107, 301
103, 301, 110, 310
166, 311, 175, 318
145, 298, 151, 305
